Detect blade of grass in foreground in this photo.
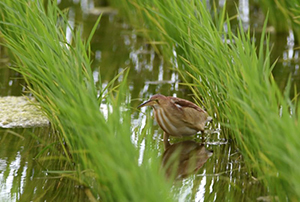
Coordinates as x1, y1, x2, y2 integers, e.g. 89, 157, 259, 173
0, 0, 172, 201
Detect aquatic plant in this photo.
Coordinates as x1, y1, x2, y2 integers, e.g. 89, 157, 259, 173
0, 0, 172, 201
259, 0, 300, 42
108, 0, 300, 200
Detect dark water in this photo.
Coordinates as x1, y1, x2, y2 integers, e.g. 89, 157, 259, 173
0, 0, 299, 201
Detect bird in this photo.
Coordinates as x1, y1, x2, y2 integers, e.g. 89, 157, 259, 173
138, 94, 212, 147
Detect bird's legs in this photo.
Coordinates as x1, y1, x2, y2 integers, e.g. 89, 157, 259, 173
163, 132, 171, 149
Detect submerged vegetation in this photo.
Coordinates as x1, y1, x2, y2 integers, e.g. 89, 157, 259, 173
1, 0, 300, 201
109, 0, 300, 200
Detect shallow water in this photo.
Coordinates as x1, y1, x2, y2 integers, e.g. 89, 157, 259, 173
0, 127, 89, 201
0, 0, 299, 201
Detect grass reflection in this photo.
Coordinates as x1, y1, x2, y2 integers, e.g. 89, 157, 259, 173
1, 0, 299, 201
0, 128, 89, 202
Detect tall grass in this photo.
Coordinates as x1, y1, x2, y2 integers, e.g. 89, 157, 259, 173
108, 0, 300, 200
0, 0, 172, 201
259, 0, 300, 42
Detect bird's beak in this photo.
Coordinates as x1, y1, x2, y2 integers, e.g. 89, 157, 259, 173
138, 100, 155, 108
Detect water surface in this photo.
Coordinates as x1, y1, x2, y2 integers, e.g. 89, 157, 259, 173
0, 0, 299, 201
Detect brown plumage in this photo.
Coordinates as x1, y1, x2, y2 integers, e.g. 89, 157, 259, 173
138, 94, 212, 145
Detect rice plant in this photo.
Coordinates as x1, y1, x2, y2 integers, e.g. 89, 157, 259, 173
258, 0, 300, 42
0, 0, 172, 201
108, 0, 300, 200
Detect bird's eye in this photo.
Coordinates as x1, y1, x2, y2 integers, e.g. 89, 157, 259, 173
155, 100, 159, 104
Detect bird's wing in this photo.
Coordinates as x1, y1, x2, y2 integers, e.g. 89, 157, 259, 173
169, 97, 205, 113
169, 97, 208, 131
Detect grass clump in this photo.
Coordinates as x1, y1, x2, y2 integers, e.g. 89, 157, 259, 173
108, 0, 300, 200
0, 0, 172, 201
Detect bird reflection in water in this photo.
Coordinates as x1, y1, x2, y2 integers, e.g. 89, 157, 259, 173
161, 140, 213, 179
138, 94, 213, 179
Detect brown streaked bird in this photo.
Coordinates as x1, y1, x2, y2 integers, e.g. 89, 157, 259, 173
138, 94, 212, 147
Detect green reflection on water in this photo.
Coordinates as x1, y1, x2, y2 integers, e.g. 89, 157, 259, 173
0, 128, 88, 202
0, 0, 299, 201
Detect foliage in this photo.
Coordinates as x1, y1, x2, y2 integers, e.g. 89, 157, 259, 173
258, 0, 300, 42
108, 0, 300, 200
0, 0, 172, 201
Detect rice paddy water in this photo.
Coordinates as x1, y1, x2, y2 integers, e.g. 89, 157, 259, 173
0, 0, 299, 201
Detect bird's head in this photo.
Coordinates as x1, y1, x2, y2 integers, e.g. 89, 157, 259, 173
138, 94, 166, 109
